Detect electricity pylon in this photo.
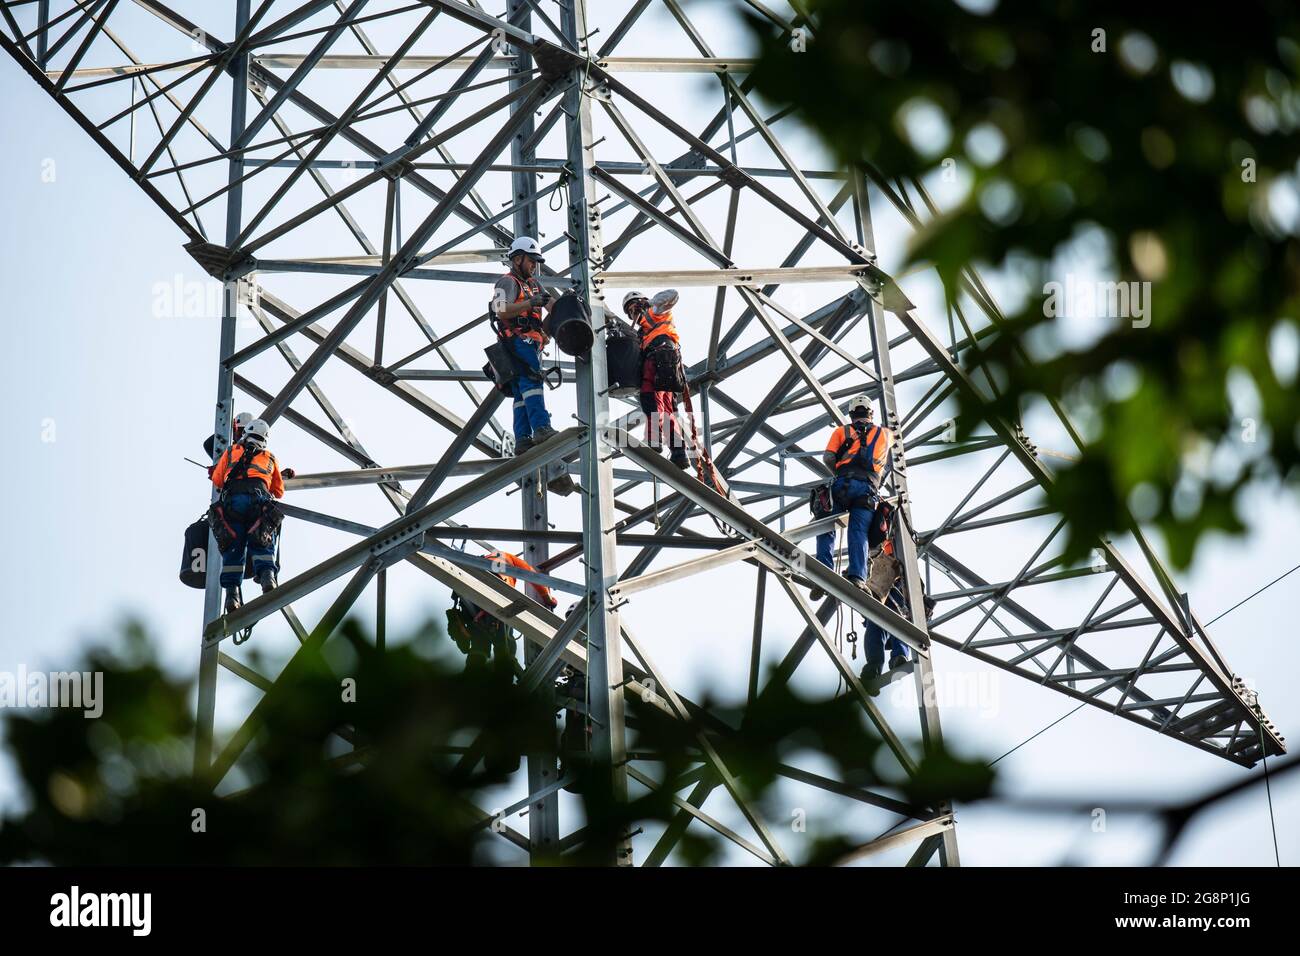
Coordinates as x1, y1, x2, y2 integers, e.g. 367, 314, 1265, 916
2, 0, 1283, 867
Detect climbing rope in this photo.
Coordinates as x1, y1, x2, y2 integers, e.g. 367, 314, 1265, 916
678, 380, 731, 535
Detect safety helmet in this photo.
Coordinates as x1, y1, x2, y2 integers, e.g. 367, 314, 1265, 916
622, 290, 648, 315
233, 411, 253, 432
846, 394, 874, 419
243, 418, 270, 446
507, 236, 544, 263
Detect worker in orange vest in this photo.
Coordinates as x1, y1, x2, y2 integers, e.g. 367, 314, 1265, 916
447, 550, 557, 679
491, 236, 559, 455
209, 418, 286, 613
810, 394, 891, 598
485, 550, 557, 610
203, 411, 297, 481
623, 289, 689, 469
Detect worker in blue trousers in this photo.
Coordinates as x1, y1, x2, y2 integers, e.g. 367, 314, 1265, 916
491, 236, 559, 455
809, 394, 892, 600
209, 418, 285, 614
861, 539, 910, 691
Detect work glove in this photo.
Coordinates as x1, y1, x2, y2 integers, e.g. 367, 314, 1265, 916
282, 468, 297, 479
547, 597, 558, 610
529, 293, 553, 308
206, 465, 216, 479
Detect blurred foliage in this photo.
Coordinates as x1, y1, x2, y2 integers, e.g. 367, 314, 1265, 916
746, 0, 1300, 566
0, 616, 994, 866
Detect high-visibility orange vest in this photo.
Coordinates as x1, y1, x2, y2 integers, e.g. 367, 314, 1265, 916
636, 306, 679, 349
496, 270, 548, 346
826, 423, 891, 484
212, 442, 284, 498
486, 551, 554, 606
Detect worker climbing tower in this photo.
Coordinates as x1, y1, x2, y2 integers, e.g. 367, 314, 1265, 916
2, 0, 1284, 866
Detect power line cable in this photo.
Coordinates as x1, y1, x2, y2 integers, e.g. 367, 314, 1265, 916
1204, 562, 1300, 627
988, 702, 1086, 767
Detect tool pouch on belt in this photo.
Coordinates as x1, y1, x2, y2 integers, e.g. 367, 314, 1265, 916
483, 339, 518, 396
809, 482, 835, 519
207, 502, 239, 553
250, 498, 283, 549
649, 341, 686, 393
866, 546, 901, 601
446, 603, 475, 654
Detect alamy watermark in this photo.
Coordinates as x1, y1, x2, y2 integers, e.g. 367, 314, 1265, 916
0, 666, 103, 718
892, 668, 1000, 718
50, 886, 150, 936
1043, 274, 1152, 328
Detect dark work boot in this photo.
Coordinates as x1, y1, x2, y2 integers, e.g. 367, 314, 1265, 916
670, 449, 689, 470
860, 660, 884, 696
530, 425, 560, 445
224, 588, 242, 614
514, 434, 535, 456
256, 569, 277, 593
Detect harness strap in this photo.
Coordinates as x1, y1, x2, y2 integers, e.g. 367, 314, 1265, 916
834, 423, 884, 477
499, 271, 546, 339
638, 311, 675, 346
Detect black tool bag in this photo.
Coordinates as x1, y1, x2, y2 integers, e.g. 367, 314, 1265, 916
483, 311, 520, 395
483, 339, 518, 396
648, 340, 686, 393
180, 517, 211, 588
543, 291, 594, 357
605, 319, 643, 393
867, 499, 895, 549
809, 482, 835, 519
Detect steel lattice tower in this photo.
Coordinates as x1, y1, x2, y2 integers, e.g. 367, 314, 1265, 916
2, 0, 1285, 867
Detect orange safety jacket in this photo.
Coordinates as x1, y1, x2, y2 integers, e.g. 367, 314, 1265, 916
825, 423, 891, 485
495, 269, 548, 347
212, 442, 285, 499
486, 551, 555, 607
636, 305, 679, 350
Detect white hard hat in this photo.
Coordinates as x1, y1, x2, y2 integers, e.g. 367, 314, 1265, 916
507, 236, 544, 262
622, 290, 647, 313
233, 411, 253, 430
847, 394, 873, 418
244, 418, 270, 444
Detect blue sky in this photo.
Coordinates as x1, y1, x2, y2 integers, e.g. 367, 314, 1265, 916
0, 2, 1296, 866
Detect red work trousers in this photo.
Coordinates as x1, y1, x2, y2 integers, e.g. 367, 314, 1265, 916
640, 354, 684, 452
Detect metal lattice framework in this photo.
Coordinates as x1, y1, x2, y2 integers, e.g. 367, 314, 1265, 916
2, 0, 1284, 867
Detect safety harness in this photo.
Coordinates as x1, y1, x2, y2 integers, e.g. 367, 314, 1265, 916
485, 269, 565, 395
637, 309, 686, 394
208, 440, 282, 553
832, 422, 886, 487
492, 269, 548, 344
636, 308, 677, 348
810, 423, 888, 520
